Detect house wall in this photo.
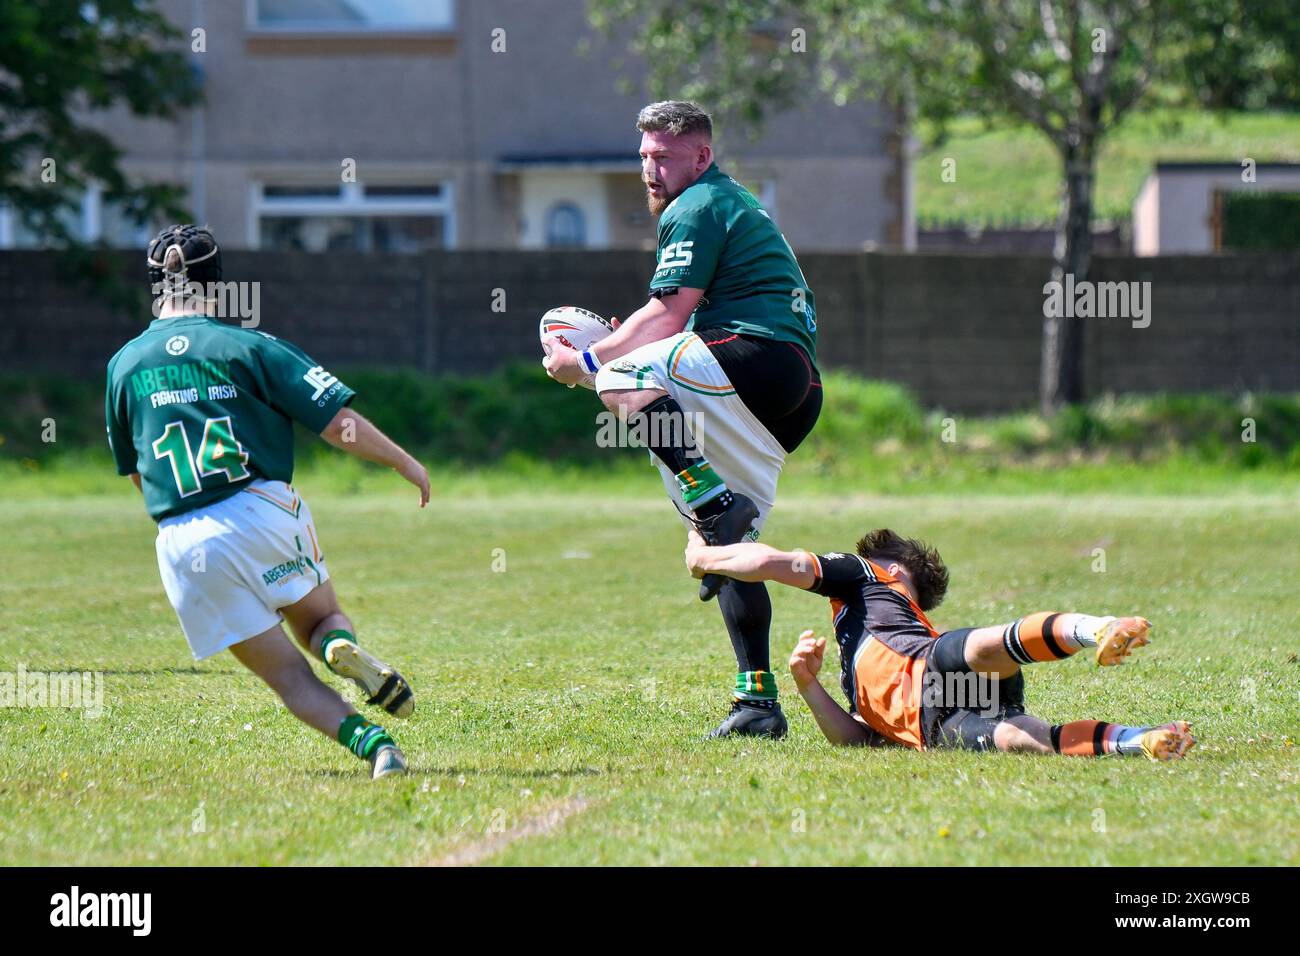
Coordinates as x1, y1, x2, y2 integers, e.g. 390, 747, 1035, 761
64, 0, 900, 253
1133, 167, 1300, 255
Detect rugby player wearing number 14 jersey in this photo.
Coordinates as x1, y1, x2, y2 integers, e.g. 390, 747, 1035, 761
105, 225, 431, 779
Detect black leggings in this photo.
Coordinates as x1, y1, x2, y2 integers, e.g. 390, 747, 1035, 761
924, 629, 1027, 751
702, 333, 822, 453
696, 333, 821, 678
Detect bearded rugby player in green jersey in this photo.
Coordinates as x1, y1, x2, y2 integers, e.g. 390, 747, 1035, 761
544, 102, 822, 739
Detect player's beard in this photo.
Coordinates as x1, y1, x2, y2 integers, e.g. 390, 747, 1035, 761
645, 181, 675, 215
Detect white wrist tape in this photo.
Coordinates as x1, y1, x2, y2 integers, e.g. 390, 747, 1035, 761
578, 349, 602, 375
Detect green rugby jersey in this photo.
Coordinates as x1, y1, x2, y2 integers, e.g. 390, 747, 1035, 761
649, 162, 817, 365
105, 315, 354, 521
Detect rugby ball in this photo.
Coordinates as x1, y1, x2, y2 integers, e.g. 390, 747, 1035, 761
539, 306, 615, 389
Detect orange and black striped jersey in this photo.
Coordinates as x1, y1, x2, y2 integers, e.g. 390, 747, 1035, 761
802, 551, 940, 749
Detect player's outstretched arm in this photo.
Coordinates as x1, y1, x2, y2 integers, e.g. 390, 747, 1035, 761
789, 631, 878, 747
684, 529, 816, 588
320, 408, 430, 507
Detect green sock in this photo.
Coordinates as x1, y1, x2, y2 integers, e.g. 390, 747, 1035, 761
733, 670, 778, 702
319, 628, 355, 669
676, 461, 728, 508
337, 713, 393, 760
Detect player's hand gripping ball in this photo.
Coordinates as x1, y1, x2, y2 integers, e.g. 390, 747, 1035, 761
539, 306, 616, 389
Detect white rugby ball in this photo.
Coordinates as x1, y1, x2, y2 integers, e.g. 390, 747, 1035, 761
539, 306, 615, 389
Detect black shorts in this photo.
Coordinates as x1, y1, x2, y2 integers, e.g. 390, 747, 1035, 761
700, 332, 822, 453
921, 629, 1027, 751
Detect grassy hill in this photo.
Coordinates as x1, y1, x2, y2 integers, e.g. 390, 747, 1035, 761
915, 109, 1300, 228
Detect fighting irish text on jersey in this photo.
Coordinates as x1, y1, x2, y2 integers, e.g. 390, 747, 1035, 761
105, 316, 354, 521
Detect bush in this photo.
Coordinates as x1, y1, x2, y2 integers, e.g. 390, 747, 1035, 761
2, 366, 1297, 471
1222, 191, 1300, 251
342, 364, 603, 462
803, 373, 928, 450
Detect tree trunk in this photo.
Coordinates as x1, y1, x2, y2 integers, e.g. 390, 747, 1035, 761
1040, 138, 1096, 415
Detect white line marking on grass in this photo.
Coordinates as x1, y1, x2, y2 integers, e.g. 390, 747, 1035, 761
427, 796, 594, 867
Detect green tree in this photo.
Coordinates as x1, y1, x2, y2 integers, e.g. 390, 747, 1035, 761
590, 0, 1299, 414
0, 0, 200, 295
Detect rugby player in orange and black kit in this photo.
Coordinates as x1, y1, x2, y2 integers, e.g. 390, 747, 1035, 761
685, 527, 1196, 760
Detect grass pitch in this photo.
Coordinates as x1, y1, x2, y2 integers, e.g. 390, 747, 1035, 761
1, 475, 1297, 866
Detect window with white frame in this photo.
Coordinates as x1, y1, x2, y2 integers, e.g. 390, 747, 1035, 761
0, 185, 153, 249
251, 0, 455, 31
252, 181, 455, 253
0, 200, 83, 248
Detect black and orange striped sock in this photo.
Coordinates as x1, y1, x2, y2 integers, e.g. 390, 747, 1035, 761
1001, 612, 1081, 664
1051, 720, 1111, 756
1050, 720, 1138, 756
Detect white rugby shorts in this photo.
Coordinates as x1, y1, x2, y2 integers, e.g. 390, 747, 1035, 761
594, 331, 786, 534
155, 479, 330, 659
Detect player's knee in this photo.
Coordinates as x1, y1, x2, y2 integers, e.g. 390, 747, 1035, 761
593, 371, 638, 411
595, 382, 665, 417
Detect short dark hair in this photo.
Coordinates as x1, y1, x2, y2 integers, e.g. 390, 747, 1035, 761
636, 100, 712, 139
855, 529, 949, 611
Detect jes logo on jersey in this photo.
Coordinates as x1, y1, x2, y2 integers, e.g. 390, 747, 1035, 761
658, 241, 694, 269
303, 365, 339, 402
